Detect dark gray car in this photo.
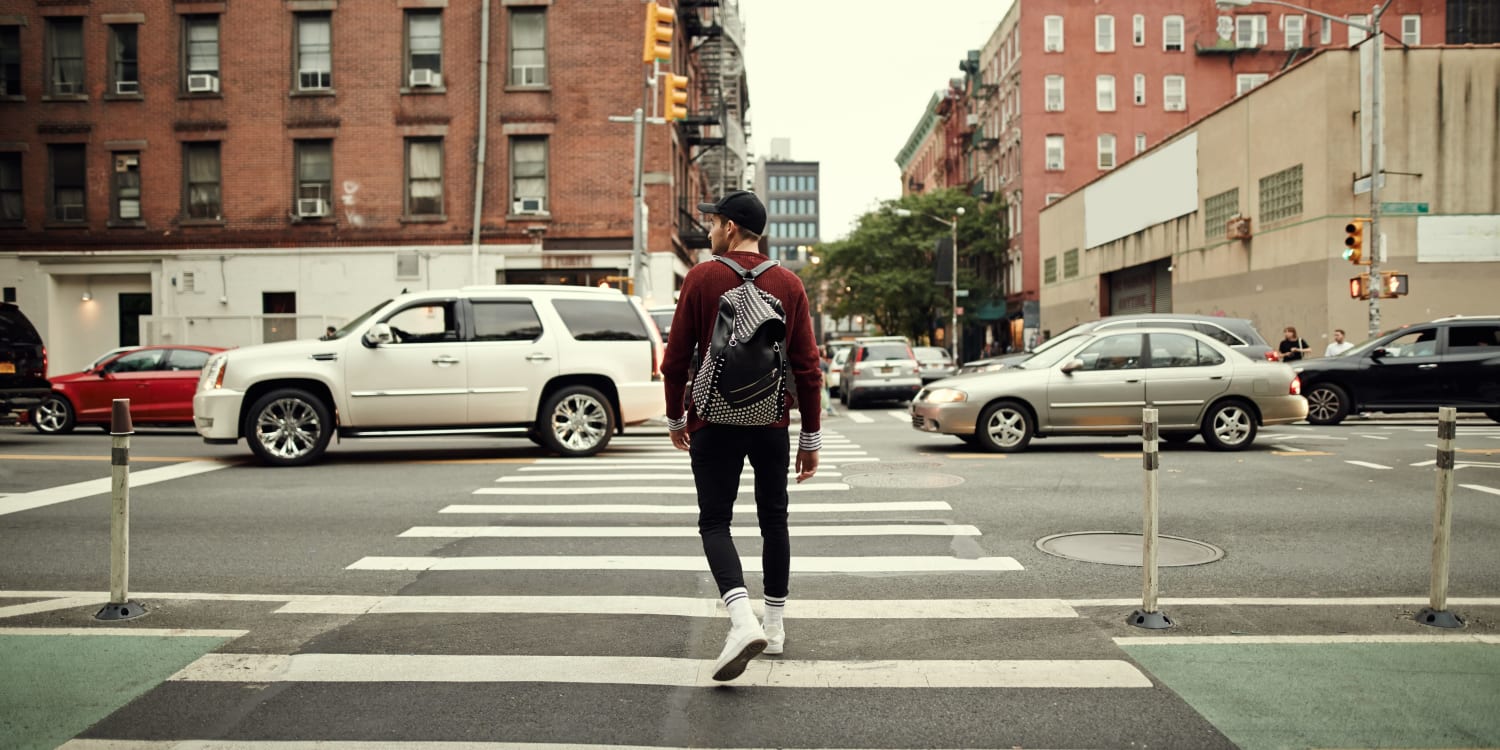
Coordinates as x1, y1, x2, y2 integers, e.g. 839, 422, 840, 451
957, 314, 1276, 374
0, 302, 51, 424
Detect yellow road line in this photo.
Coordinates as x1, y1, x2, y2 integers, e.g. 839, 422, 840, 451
1098, 453, 1142, 459
937, 453, 1007, 460
1272, 451, 1334, 457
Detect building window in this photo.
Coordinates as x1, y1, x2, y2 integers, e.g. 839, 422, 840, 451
1163, 16, 1184, 51
49, 144, 86, 223
1348, 15, 1369, 45
109, 25, 139, 95
1096, 15, 1114, 52
1133, 14, 1145, 46
1402, 15, 1420, 45
0, 26, 19, 97
1045, 135, 1064, 171
1044, 75, 1063, 111
1044, 16, 1063, 52
509, 8, 546, 86
510, 137, 548, 214
295, 140, 332, 218
46, 18, 84, 96
1320, 17, 1333, 44
1063, 248, 1079, 278
1236, 73, 1269, 95
1096, 75, 1115, 111
1284, 15, 1304, 49
183, 16, 220, 92
1135, 133, 1147, 154
0, 153, 21, 223
184, 142, 222, 220
1045, 193, 1063, 206
1133, 73, 1146, 105
405, 138, 443, 216
1163, 75, 1185, 111
406, 10, 443, 86
111, 152, 141, 223
1204, 188, 1239, 240
1097, 134, 1116, 170
1258, 164, 1303, 223
1044, 256, 1058, 284
296, 13, 332, 91
1236, 15, 1267, 48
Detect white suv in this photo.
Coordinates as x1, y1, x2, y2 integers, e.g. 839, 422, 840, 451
194, 286, 664, 466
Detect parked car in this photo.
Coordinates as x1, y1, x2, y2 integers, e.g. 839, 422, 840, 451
827, 346, 851, 397
955, 313, 1277, 374
913, 346, 955, 383
911, 327, 1306, 452
1294, 315, 1500, 425
0, 302, 50, 425
31, 345, 226, 434
840, 336, 921, 408
648, 305, 675, 345
89, 346, 139, 371
194, 286, 666, 466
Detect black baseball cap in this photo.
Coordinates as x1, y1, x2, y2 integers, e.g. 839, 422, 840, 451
697, 190, 767, 236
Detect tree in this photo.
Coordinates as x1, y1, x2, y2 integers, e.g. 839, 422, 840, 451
802, 189, 1007, 344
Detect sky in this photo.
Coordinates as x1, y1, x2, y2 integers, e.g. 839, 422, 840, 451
738, 0, 1016, 242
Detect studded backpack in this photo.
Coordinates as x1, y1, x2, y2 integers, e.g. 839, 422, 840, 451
690, 256, 789, 426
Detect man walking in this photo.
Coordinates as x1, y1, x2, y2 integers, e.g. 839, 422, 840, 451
662, 190, 823, 682
1324, 328, 1354, 357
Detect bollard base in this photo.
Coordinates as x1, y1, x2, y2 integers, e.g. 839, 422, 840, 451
1415, 607, 1465, 629
95, 601, 147, 621
1128, 609, 1174, 630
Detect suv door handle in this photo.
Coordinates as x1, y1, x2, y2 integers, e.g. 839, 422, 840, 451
526, 353, 553, 362
432, 355, 461, 365
1418, 364, 1438, 369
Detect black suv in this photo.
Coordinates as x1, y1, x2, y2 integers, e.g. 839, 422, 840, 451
1294, 316, 1500, 425
956, 313, 1276, 374
0, 302, 51, 424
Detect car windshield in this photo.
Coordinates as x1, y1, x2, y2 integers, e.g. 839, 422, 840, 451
330, 299, 392, 340
1026, 323, 1087, 354
1342, 328, 1408, 358
914, 347, 949, 360
861, 343, 911, 361
1017, 335, 1090, 370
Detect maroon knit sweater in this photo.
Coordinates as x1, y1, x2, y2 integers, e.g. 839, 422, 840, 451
662, 249, 823, 435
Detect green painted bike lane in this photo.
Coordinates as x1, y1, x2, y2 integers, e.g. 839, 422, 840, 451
1121, 641, 1500, 750
0, 632, 232, 750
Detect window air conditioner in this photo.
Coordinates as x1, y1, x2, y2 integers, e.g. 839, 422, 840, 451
187, 74, 219, 93
1044, 41, 1061, 52
297, 198, 329, 218
59, 204, 85, 221
409, 68, 440, 87
115, 80, 140, 95
114, 155, 138, 172
1226, 216, 1253, 240
299, 69, 331, 90
513, 197, 545, 214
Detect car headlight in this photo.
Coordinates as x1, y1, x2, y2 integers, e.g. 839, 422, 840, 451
198, 355, 228, 391
921, 388, 968, 403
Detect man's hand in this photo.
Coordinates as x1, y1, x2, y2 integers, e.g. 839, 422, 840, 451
795, 448, 819, 483
670, 427, 691, 451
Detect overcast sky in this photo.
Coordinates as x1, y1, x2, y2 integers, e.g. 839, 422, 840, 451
738, 0, 1016, 242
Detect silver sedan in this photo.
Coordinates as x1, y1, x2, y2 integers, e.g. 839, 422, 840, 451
910, 328, 1307, 452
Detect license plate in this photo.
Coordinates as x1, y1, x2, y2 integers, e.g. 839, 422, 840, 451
0, 362, 13, 374
880, 367, 892, 375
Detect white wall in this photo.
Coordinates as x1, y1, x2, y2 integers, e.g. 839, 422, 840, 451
1083, 133, 1199, 250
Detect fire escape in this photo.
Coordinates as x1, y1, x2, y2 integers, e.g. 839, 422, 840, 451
677, 0, 750, 249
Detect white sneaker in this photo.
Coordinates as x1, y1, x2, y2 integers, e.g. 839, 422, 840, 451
711, 624, 767, 682
763, 622, 785, 655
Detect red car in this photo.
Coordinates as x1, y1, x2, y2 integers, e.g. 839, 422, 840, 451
30, 345, 226, 434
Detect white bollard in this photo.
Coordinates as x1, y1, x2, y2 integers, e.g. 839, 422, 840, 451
1129, 408, 1172, 629
96, 399, 145, 621
1417, 407, 1464, 629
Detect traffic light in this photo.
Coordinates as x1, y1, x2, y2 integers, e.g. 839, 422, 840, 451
1343, 218, 1369, 264
1348, 273, 1370, 299
665, 74, 689, 121
642, 2, 675, 63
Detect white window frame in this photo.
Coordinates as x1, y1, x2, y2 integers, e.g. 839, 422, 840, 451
1133, 73, 1145, 105
1348, 15, 1369, 45
1045, 135, 1064, 171
1132, 14, 1145, 46
1096, 15, 1115, 52
295, 13, 332, 91
1284, 15, 1304, 49
1044, 16, 1063, 52
1163, 15, 1184, 51
1236, 15, 1267, 48
1402, 15, 1420, 45
1045, 193, 1064, 206
1097, 134, 1116, 170
1044, 75, 1064, 112
1236, 73, 1268, 95
1096, 75, 1115, 112
1134, 133, 1147, 155
1320, 17, 1333, 44
1164, 75, 1185, 111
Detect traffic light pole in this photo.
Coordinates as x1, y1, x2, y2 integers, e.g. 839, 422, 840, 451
1365, 1, 1387, 339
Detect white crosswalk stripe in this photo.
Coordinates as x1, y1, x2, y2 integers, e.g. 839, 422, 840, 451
440, 500, 954, 514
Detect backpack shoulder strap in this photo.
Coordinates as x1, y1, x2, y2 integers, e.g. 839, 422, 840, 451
745, 260, 780, 279
711, 255, 749, 277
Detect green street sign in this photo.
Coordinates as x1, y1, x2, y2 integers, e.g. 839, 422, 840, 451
1380, 202, 1429, 215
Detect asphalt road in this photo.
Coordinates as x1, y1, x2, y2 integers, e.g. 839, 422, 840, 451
2, 411, 1498, 749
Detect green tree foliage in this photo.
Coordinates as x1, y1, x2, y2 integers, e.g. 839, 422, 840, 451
801, 189, 1007, 343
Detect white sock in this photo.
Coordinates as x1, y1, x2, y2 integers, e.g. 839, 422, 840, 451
763, 594, 786, 628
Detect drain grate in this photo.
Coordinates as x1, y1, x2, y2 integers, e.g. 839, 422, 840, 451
1036, 531, 1224, 567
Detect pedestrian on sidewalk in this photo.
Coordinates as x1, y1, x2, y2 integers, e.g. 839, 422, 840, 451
1279, 326, 1311, 362
1324, 328, 1354, 357
661, 190, 823, 682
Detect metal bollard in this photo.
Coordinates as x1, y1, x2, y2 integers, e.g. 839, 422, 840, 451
1416, 407, 1465, 629
96, 399, 146, 621
1129, 408, 1173, 629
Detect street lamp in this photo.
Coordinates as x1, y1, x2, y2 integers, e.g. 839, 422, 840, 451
894, 206, 966, 359
1216, 0, 1392, 338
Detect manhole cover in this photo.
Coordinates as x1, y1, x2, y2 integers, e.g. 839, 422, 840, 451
840, 461, 943, 475
1036, 531, 1224, 567
842, 472, 965, 489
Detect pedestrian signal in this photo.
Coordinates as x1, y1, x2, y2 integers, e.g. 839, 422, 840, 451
1348, 274, 1369, 299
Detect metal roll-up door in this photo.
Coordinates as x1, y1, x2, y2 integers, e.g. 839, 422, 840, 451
1109, 266, 1155, 315
1153, 260, 1173, 312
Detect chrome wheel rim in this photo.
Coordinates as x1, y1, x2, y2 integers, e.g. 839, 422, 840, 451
1307, 388, 1340, 422
255, 398, 323, 459
1212, 405, 1253, 446
984, 407, 1028, 448
551, 393, 608, 451
35, 397, 69, 432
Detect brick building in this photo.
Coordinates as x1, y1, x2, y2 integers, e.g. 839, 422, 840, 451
0, 0, 747, 373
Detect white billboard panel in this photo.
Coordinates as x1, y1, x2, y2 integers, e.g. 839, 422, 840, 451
1416, 215, 1500, 262
1083, 133, 1198, 250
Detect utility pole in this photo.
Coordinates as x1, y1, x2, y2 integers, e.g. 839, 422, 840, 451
1364, 1, 1387, 338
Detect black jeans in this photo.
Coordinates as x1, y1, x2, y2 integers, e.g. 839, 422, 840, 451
689, 424, 790, 599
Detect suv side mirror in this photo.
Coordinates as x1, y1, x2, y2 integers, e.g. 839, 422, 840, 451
1061, 358, 1085, 374
1371, 347, 1387, 360
364, 323, 393, 348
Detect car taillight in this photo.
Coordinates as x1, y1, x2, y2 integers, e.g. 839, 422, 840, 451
1265, 350, 1280, 361
41, 345, 48, 377
1290, 376, 1301, 396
